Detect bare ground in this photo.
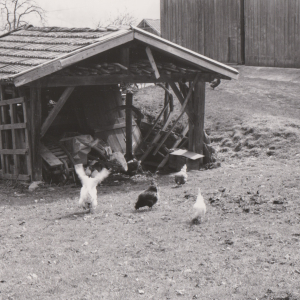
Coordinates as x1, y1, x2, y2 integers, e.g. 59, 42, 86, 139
1, 66, 300, 300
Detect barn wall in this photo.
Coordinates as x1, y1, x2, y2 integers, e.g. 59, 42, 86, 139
245, 0, 300, 68
161, 0, 300, 68
160, 0, 243, 64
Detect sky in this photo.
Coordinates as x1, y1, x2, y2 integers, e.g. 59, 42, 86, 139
37, 0, 160, 28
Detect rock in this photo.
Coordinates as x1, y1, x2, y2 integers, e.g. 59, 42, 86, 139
28, 181, 43, 192
273, 200, 284, 205
176, 290, 185, 295
266, 149, 276, 156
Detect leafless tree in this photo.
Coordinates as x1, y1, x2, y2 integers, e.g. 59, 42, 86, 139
96, 10, 137, 29
0, 0, 46, 32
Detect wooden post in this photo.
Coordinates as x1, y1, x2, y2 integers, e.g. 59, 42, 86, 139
145, 46, 160, 79
188, 79, 205, 169
164, 83, 170, 124
125, 91, 133, 161
30, 84, 42, 181
120, 47, 130, 68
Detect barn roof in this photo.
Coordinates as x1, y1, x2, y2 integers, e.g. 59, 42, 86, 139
0, 25, 239, 86
137, 19, 161, 36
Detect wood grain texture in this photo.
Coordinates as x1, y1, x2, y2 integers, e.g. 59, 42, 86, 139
161, 0, 243, 64
40, 87, 75, 137
162, 0, 300, 68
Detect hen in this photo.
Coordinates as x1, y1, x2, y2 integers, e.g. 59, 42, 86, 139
192, 188, 207, 224
175, 164, 188, 186
75, 164, 110, 213
210, 78, 221, 90
135, 182, 159, 210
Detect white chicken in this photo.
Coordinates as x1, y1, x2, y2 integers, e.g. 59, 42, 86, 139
75, 164, 110, 213
175, 164, 188, 186
192, 188, 206, 224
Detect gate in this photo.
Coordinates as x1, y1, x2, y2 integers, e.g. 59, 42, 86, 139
0, 95, 32, 181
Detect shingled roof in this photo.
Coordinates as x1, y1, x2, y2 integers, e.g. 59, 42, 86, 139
0, 25, 239, 86
0, 25, 130, 81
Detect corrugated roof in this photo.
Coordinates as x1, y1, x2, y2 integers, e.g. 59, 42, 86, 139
0, 25, 129, 81
137, 19, 161, 36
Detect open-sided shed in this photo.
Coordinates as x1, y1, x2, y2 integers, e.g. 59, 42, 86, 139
0, 25, 238, 182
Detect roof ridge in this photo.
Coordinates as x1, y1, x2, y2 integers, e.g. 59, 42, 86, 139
24, 25, 131, 33
0, 25, 29, 39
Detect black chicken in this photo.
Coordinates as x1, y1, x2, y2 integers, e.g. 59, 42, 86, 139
210, 78, 221, 90
135, 183, 159, 210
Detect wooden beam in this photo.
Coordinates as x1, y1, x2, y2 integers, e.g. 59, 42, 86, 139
40, 144, 63, 167
0, 149, 28, 155
140, 111, 173, 163
168, 81, 191, 119
13, 30, 134, 87
0, 84, 10, 175
0, 97, 24, 106
30, 84, 42, 181
38, 73, 202, 88
40, 87, 75, 138
125, 92, 133, 161
142, 94, 171, 142
156, 124, 189, 170
18, 87, 33, 180
0, 123, 26, 130
169, 81, 184, 100
152, 73, 200, 155
14, 61, 63, 87
187, 80, 205, 170
132, 27, 239, 79
0, 172, 30, 181
60, 31, 133, 68
164, 83, 170, 124
145, 46, 160, 79
119, 47, 130, 68
193, 80, 205, 155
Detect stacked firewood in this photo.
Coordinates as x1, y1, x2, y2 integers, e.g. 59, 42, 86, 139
56, 60, 200, 77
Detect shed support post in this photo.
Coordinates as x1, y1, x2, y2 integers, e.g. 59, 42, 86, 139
188, 80, 205, 169
164, 82, 170, 124
125, 91, 133, 161
30, 84, 42, 181
120, 47, 130, 68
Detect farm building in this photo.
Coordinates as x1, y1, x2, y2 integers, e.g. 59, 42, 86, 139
137, 19, 161, 36
0, 24, 238, 182
161, 0, 300, 68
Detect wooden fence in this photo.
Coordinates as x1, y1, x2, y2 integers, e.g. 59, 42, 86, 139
161, 0, 300, 68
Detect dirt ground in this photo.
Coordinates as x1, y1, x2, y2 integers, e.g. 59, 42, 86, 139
1, 66, 300, 300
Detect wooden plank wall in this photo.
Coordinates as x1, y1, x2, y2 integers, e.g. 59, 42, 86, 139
245, 0, 300, 67
161, 0, 300, 68
160, 0, 243, 64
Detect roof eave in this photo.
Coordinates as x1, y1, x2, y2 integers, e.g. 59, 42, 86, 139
131, 26, 239, 80
8, 26, 239, 87
12, 30, 134, 87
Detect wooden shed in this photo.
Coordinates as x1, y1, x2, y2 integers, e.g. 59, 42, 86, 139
137, 19, 161, 36
0, 24, 238, 182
